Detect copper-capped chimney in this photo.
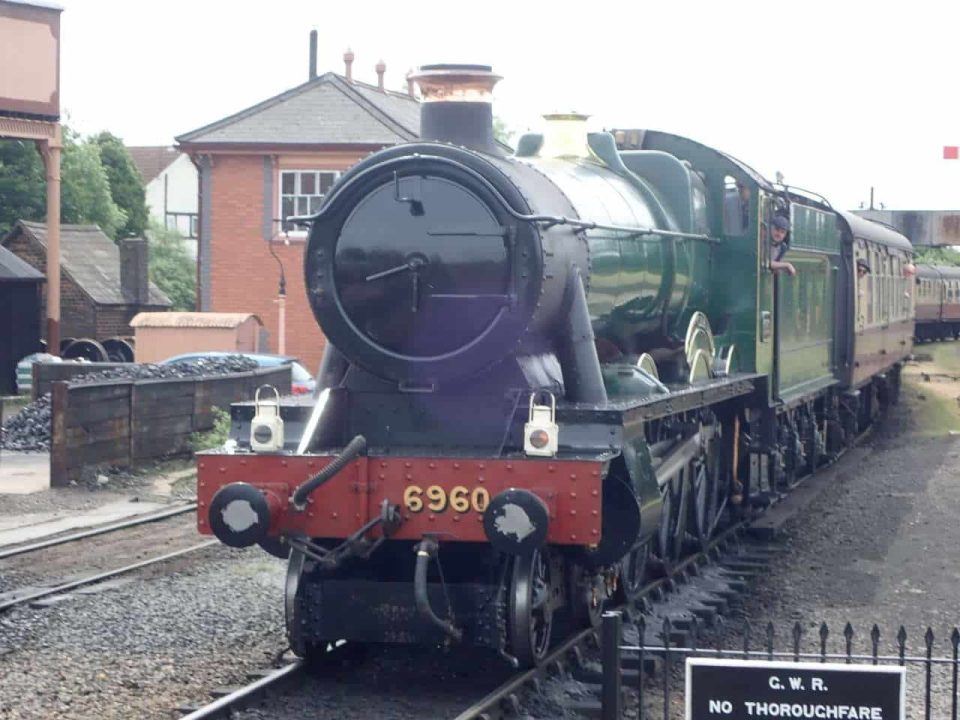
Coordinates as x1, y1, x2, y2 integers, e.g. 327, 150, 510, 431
410, 64, 503, 155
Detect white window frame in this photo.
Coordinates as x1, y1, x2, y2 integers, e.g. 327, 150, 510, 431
279, 169, 341, 235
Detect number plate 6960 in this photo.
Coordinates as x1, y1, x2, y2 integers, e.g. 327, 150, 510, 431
402, 485, 490, 514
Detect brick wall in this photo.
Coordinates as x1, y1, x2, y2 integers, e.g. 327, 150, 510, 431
96, 304, 167, 339
4, 229, 96, 341
208, 154, 364, 373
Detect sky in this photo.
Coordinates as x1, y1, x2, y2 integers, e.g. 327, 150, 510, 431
56, 0, 960, 211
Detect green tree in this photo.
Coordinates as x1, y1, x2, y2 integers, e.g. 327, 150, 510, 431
0, 131, 127, 240
0, 140, 45, 238
493, 115, 515, 150
91, 131, 148, 239
147, 221, 195, 311
913, 246, 960, 267
60, 130, 126, 239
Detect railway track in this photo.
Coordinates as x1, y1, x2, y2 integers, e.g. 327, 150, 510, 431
0, 501, 197, 561
0, 501, 214, 614
173, 524, 762, 720
0, 539, 219, 613
450, 523, 760, 720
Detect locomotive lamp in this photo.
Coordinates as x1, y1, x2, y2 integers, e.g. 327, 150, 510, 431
524, 392, 558, 457
250, 385, 284, 453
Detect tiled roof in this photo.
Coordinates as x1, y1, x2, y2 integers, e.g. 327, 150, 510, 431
127, 146, 180, 184
4, 221, 171, 306
176, 72, 419, 147
0, 244, 44, 282
130, 312, 259, 329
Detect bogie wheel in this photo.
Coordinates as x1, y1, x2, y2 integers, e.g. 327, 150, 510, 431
508, 549, 555, 668
617, 542, 650, 604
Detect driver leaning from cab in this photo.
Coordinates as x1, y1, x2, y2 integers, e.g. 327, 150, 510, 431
769, 215, 797, 276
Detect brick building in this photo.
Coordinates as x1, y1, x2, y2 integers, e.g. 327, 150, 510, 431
2, 220, 171, 342
176, 53, 420, 373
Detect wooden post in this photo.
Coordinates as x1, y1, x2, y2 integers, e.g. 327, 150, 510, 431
37, 126, 62, 356
50, 381, 68, 487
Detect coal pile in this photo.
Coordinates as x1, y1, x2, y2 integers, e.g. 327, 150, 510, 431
1, 355, 260, 452
1, 394, 52, 451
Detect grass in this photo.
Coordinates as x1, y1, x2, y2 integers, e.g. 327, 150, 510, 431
920, 342, 960, 375
902, 376, 960, 437
170, 472, 198, 497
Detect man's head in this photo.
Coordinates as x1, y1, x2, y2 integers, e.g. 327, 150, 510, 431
770, 215, 790, 244
738, 182, 751, 202
857, 259, 870, 278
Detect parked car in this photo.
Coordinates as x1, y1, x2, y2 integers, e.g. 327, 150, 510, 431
157, 352, 316, 395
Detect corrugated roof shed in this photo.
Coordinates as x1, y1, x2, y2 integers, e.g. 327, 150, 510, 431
130, 312, 260, 328
176, 73, 419, 146
5, 220, 171, 306
0, 243, 44, 282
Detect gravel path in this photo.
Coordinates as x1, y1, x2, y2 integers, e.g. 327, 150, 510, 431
0, 548, 287, 720
703, 370, 960, 718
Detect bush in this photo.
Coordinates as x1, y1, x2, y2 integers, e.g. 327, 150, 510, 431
190, 407, 231, 453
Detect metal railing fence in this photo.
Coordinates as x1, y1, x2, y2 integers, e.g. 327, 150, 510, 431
600, 611, 960, 720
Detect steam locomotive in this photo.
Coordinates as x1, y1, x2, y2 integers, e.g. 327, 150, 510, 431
197, 65, 913, 667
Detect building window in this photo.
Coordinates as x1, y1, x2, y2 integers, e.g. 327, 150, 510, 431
165, 212, 198, 239
281, 170, 340, 232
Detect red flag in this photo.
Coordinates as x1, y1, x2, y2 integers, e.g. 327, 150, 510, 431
944, 146, 959, 160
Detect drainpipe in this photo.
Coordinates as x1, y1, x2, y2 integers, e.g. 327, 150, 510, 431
268, 239, 287, 355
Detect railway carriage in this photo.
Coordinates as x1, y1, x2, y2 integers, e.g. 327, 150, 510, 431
197, 64, 914, 668
915, 264, 960, 341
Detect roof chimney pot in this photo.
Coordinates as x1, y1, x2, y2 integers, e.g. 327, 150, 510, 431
376, 59, 386, 91
119, 237, 149, 306
344, 48, 355, 82
406, 69, 415, 97
309, 30, 318, 80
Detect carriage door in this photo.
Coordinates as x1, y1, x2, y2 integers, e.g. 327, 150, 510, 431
756, 192, 779, 398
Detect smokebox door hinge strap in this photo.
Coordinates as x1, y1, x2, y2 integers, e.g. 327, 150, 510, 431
393, 171, 424, 216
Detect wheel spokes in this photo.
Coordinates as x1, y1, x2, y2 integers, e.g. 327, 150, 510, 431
509, 550, 554, 667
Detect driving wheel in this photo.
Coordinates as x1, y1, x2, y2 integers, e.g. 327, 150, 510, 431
508, 548, 554, 668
